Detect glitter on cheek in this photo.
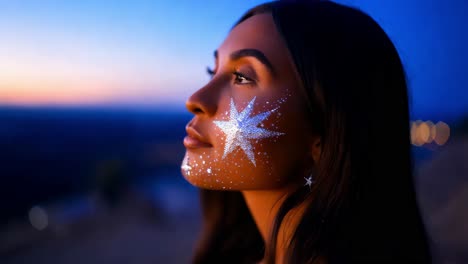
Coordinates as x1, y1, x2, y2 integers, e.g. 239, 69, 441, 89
181, 92, 293, 189
213, 96, 285, 167
181, 155, 192, 174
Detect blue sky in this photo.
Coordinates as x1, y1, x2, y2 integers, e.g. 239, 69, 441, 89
0, 0, 466, 120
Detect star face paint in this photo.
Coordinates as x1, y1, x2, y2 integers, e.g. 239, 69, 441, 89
182, 95, 289, 190
182, 14, 317, 191
214, 96, 284, 166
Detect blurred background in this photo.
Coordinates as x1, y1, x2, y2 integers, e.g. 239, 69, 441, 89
0, 0, 467, 263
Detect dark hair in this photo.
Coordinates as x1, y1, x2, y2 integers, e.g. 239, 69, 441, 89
192, 1, 432, 263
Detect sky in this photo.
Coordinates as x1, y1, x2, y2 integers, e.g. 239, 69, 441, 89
0, 0, 467, 119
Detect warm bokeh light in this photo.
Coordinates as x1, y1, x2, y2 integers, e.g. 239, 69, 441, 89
411, 120, 451, 147
426, 120, 435, 143
418, 122, 431, 145
434, 121, 450, 146
411, 120, 424, 146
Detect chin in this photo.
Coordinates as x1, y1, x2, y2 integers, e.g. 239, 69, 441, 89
181, 169, 287, 191
180, 147, 291, 190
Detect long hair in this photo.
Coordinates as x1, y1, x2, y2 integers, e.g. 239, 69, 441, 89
192, 1, 432, 263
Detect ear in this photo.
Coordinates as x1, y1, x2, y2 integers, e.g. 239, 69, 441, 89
309, 135, 322, 165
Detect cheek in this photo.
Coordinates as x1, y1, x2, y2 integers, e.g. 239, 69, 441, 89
181, 137, 293, 190
181, 95, 306, 190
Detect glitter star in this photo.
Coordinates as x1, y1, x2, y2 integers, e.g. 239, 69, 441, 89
213, 97, 284, 166
304, 176, 314, 188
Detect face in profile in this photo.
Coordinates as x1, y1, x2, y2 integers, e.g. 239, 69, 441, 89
182, 14, 316, 190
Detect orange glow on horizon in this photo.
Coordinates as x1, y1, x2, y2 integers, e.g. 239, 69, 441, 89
0, 80, 155, 105
0, 56, 204, 106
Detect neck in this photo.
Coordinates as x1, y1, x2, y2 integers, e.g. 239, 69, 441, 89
242, 185, 303, 263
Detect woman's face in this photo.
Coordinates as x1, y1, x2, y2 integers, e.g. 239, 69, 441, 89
182, 13, 315, 190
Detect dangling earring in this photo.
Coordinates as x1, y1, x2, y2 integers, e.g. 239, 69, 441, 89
304, 172, 314, 189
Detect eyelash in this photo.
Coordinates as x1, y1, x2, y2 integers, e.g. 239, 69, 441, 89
206, 66, 255, 86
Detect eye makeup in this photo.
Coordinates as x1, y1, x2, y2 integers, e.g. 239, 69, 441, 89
234, 65, 258, 82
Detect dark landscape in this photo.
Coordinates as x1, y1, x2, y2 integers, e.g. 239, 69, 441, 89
0, 106, 467, 263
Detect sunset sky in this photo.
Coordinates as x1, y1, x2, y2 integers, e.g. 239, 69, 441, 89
0, 0, 467, 118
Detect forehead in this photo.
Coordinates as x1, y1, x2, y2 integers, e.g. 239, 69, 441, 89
218, 13, 292, 69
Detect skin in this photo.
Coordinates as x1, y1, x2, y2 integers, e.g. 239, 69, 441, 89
183, 13, 322, 262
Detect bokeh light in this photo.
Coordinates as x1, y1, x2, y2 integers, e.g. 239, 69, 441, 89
434, 121, 450, 146
425, 120, 435, 143
28, 206, 48, 231
411, 120, 451, 147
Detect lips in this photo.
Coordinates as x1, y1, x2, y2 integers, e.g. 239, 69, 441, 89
184, 125, 213, 149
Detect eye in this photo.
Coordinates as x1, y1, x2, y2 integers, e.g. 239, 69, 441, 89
233, 71, 254, 85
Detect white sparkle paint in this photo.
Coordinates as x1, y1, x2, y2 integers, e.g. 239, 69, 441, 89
213, 96, 284, 166
304, 175, 314, 188
181, 155, 192, 174
182, 92, 291, 189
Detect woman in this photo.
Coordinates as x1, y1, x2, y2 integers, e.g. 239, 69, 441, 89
181, 1, 432, 263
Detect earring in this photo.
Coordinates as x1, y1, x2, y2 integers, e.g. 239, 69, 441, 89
304, 173, 314, 189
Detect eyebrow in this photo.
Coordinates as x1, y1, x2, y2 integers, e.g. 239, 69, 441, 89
214, 49, 276, 76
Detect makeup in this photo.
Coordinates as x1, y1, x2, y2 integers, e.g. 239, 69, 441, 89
181, 155, 192, 176
181, 93, 291, 189
214, 96, 284, 166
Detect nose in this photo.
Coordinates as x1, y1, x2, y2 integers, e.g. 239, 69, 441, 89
185, 83, 219, 117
